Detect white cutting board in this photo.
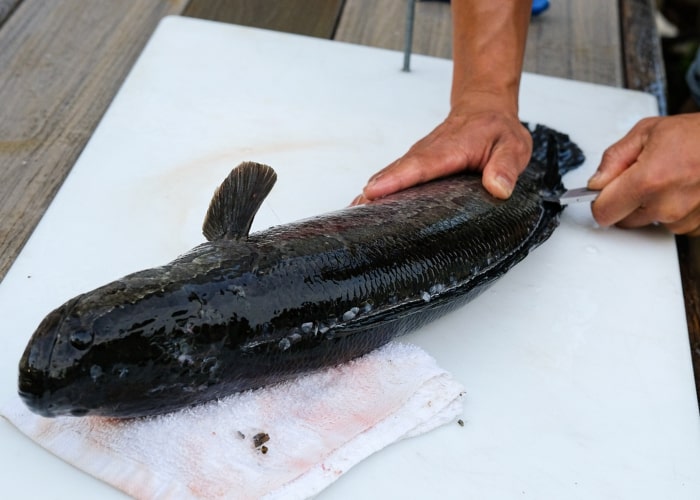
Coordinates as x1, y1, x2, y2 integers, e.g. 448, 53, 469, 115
1, 16, 699, 499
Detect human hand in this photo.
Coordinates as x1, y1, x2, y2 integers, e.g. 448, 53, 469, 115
588, 114, 700, 236
352, 97, 532, 205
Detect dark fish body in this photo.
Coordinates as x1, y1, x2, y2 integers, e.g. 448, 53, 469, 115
18, 125, 583, 418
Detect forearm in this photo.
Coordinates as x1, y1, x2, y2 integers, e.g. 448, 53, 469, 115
355, 1, 533, 203
450, 0, 531, 113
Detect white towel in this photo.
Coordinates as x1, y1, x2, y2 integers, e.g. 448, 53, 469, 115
1, 342, 464, 499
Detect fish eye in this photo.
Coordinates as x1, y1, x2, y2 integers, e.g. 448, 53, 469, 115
69, 330, 94, 350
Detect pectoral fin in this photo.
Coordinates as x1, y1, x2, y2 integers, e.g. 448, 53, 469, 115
202, 162, 277, 241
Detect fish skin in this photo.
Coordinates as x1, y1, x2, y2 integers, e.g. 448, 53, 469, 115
18, 124, 583, 418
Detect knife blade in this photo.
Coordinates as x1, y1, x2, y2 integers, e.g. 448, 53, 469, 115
543, 187, 600, 205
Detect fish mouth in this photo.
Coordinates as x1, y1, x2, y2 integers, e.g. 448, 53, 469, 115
18, 296, 82, 417
17, 367, 40, 398
18, 368, 53, 417
18, 351, 91, 418
17, 385, 88, 417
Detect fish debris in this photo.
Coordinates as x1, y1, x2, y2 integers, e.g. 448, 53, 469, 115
18, 124, 583, 418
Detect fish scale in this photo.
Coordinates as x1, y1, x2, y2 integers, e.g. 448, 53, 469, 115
17, 124, 584, 418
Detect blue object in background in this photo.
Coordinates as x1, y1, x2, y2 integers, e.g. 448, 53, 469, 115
426, 0, 550, 16
532, 0, 550, 16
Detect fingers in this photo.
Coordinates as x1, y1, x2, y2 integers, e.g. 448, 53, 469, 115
609, 191, 700, 234
362, 150, 462, 201
354, 128, 530, 204
609, 204, 700, 236
590, 165, 647, 228
589, 115, 700, 235
587, 117, 656, 190
670, 216, 700, 237
361, 116, 481, 201
358, 113, 532, 204
350, 194, 369, 206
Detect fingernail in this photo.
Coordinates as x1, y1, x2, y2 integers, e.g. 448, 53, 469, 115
494, 175, 513, 198
367, 173, 383, 186
587, 171, 602, 187
364, 175, 391, 198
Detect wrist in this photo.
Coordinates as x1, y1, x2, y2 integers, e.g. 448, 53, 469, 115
449, 88, 520, 119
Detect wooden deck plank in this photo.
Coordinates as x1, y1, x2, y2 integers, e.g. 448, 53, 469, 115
678, 235, 700, 409
0, 0, 20, 26
335, 0, 452, 58
336, 0, 622, 87
525, 0, 622, 86
619, 0, 668, 114
183, 0, 344, 39
0, 0, 188, 283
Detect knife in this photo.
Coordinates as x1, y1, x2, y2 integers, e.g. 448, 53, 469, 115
543, 187, 600, 205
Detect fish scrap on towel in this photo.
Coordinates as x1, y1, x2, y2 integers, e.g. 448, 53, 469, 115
2, 342, 465, 499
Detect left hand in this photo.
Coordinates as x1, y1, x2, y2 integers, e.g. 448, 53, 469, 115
351, 97, 532, 205
588, 114, 700, 236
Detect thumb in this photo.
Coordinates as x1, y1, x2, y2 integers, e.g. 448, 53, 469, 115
481, 146, 529, 199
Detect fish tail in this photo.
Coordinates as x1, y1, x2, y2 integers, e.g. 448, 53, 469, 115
523, 123, 585, 201
542, 130, 564, 194
528, 123, 585, 176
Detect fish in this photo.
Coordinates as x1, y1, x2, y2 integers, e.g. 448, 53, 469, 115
18, 124, 584, 418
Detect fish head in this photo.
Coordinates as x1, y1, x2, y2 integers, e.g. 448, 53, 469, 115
17, 274, 195, 418
17, 259, 258, 418
18, 293, 103, 417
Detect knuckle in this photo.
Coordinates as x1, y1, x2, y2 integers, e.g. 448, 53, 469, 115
666, 219, 691, 235
512, 135, 532, 157
636, 116, 657, 128
655, 198, 695, 225
600, 146, 621, 165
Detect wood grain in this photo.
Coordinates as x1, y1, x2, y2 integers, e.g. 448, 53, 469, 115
0, 0, 187, 283
336, 0, 622, 86
0, 0, 19, 26
335, 0, 452, 58
525, 0, 622, 85
183, 0, 344, 39
619, 0, 668, 114
677, 235, 700, 409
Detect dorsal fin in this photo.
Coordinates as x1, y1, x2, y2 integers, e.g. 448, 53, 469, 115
202, 162, 277, 241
